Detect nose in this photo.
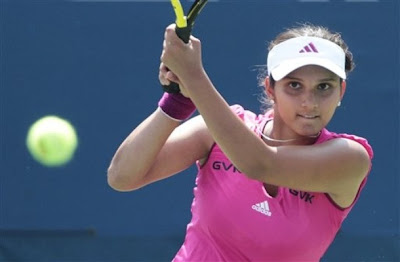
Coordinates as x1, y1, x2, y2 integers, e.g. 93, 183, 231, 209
301, 91, 318, 109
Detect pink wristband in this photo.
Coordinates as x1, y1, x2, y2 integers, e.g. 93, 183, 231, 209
158, 92, 196, 121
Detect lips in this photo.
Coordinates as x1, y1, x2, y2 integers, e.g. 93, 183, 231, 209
298, 114, 319, 119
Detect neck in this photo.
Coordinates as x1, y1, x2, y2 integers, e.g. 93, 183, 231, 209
259, 120, 320, 145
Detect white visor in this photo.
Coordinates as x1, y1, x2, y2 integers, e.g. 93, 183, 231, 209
267, 36, 346, 81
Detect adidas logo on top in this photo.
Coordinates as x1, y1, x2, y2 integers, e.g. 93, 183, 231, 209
252, 200, 272, 216
299, 42, 319, 53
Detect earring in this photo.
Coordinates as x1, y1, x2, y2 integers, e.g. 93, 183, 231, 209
337, 101, 341, 107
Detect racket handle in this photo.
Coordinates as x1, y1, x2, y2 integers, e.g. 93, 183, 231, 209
162, 26, 192, 93
162, 82, 181, 93
175, 26, 192, 43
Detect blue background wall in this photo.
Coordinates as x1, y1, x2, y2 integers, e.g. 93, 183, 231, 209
1, 0, 399, 261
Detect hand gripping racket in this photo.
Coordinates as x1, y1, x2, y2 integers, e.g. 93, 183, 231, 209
162, 0, 208, 94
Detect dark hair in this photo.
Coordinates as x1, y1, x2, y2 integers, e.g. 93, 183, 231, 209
258, 24, 355, 110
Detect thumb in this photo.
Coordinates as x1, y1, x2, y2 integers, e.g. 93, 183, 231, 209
189, 35, 201, 50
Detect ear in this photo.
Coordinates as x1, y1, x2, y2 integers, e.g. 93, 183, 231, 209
264, 77, 275, 100
340, 80, 347, 101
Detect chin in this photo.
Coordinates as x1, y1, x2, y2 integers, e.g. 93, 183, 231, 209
297, 127, 322, 137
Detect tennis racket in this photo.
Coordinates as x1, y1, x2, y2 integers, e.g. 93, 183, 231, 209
162, 0, 209, 94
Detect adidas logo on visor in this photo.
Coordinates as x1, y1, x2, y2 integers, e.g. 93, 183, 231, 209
299, 42, 318, 53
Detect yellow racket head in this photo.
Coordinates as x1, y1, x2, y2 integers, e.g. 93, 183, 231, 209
171, 0, 187, 28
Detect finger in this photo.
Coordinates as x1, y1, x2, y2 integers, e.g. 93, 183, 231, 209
159, 63, 171, 86
159, 62, 169, 74
189, 35, 198, 42
163, 39, 173, 49
159, 71, 170, 86
166, 71, 179, 84
164, 24, 181, 45
166, 23, 176, 34
164, 24, 175, 41
160, 50, 165, 64
189, 35, 201, 49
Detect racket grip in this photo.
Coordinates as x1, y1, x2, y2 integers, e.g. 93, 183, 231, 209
162, 82, 181, 93
162, 26, 193, 93
175, 26, 192, 43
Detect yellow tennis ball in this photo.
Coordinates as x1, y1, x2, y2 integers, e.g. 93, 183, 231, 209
26, 115, 78, 167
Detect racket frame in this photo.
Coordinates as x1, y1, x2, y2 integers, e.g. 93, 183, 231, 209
162, 0, 209, 93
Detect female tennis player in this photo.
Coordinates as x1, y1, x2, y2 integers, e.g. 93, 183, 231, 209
108, 24, 373, 261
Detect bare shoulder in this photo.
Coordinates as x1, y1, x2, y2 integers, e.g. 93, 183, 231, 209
313, 137, 371, 185
320, 137, 371, 208
323, 136, 370, 161
323, 137, 371, 169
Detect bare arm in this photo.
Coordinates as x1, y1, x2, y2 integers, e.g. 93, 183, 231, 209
107, 109, 212, 191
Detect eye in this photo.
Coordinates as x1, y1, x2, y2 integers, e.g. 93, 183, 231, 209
318, 83, 331, 91
289, 82, 301, 90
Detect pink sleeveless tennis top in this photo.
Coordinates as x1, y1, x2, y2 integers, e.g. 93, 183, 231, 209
173, 105, 374, 262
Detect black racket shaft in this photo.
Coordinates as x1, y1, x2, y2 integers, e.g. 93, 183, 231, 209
162, 0, 208, 93
187, 0, 208, 26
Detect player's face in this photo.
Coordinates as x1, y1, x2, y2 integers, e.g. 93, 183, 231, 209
270, 65, 345, 137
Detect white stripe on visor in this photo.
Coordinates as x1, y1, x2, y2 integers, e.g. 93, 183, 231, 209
267, 36, 346, 81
